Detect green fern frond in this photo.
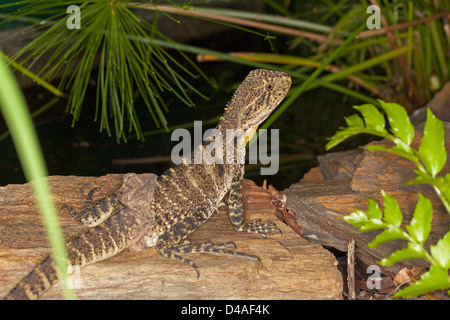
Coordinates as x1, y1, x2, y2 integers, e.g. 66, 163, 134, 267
6, 0, 209, 141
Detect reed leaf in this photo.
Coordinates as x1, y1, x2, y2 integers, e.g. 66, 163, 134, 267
0, 50, 75, 299
4, 0, 210, 141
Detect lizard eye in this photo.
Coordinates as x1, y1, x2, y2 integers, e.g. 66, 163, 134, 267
250, 105, 257, 111
265, 84, 273, 91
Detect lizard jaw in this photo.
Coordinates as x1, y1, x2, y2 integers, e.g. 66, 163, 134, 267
245, 126, 258, 145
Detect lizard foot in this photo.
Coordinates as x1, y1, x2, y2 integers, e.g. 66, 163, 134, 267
236, 220, 281, 238
157, 241, 261, 278
61, 186, 120, 228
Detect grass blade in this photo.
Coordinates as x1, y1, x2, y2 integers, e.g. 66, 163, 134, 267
0, 50, 75, 300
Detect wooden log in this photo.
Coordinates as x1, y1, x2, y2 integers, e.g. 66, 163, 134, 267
0, 175, 343, 299
281, 124, 450, 277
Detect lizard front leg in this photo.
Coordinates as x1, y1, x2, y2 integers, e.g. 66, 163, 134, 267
228, 165, 280, 237
62, 187, 122, 227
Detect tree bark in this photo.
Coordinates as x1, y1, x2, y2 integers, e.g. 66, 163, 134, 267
281, 125, 450, 277
0, 175, 343, 299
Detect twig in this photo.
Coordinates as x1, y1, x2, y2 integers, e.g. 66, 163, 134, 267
369, 0, 421, 110
357, 11, 450, 39
126, 3, 343, 45
385, 279, 410, 300
112, 156, 172, 166
198, 52, 390, 100
347, 238, 356, 300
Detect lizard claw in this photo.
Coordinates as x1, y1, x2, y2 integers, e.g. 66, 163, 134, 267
238, 219, 281, 237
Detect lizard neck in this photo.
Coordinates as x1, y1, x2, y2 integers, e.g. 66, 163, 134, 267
215, 102, 255, 141
215, 104, 238, 132
206, 104, 256, 166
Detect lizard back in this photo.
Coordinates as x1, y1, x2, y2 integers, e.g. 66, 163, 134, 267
149, 69, 291, 247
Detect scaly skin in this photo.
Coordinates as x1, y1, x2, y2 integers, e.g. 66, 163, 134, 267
6, 69, 291, 299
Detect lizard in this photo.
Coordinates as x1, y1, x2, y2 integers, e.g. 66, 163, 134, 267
5, 69, 292, 300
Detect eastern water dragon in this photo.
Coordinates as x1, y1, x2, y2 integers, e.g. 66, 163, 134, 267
6, 69, 292, 299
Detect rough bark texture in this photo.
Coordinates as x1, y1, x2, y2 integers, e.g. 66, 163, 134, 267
0, 175, 342, 300
281, 124, 450, 277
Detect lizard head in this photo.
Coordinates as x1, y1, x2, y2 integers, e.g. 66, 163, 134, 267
230, 69, 292, 131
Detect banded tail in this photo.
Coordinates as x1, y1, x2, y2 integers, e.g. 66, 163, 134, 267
6, 208, 140, 300
5, 256, 59, 300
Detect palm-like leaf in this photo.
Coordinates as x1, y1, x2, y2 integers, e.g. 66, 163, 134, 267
6, 0, 208, 141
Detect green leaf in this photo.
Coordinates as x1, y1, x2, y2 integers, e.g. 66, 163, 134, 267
394, 266, 450, 298
430, 231, 450, 269
0, 51, 74, 299
344, 114, 364, 127
366, 198, 382, 219
7, 1, 214, 141
326, 126, 375, 150
359, 219, 386, 232
405, 194, 433, 244
364, 144, 391, 153
326, 129, 355, 150
343, 209, 386, 232
441, 173, 450, 190
368, 225, 407, 248
354, 104, 386, 132
379, 242, 427, 266
443, 173, 450, 204
392, 138, 413, 154
326, 105, 393, 151
382, 191, 403, 227
378, 100, 414, 146
418, 108, 446, 177
407, 170, 435, 185
342, 210, 369, 227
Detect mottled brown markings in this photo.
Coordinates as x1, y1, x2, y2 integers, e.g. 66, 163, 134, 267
6, 69, 291, 299
5, 256, 57, 300
150, 70, 290, 274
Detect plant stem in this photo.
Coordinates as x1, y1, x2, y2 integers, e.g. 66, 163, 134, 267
356, 11, 450, 38
432, 185, 450, 215
193, 6, 333, 34
127, 3, 343, 45
406, 271, 439, 300
0, 51, 66, 98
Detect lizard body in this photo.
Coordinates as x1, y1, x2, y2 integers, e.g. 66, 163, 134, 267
6, 69, 291, 300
